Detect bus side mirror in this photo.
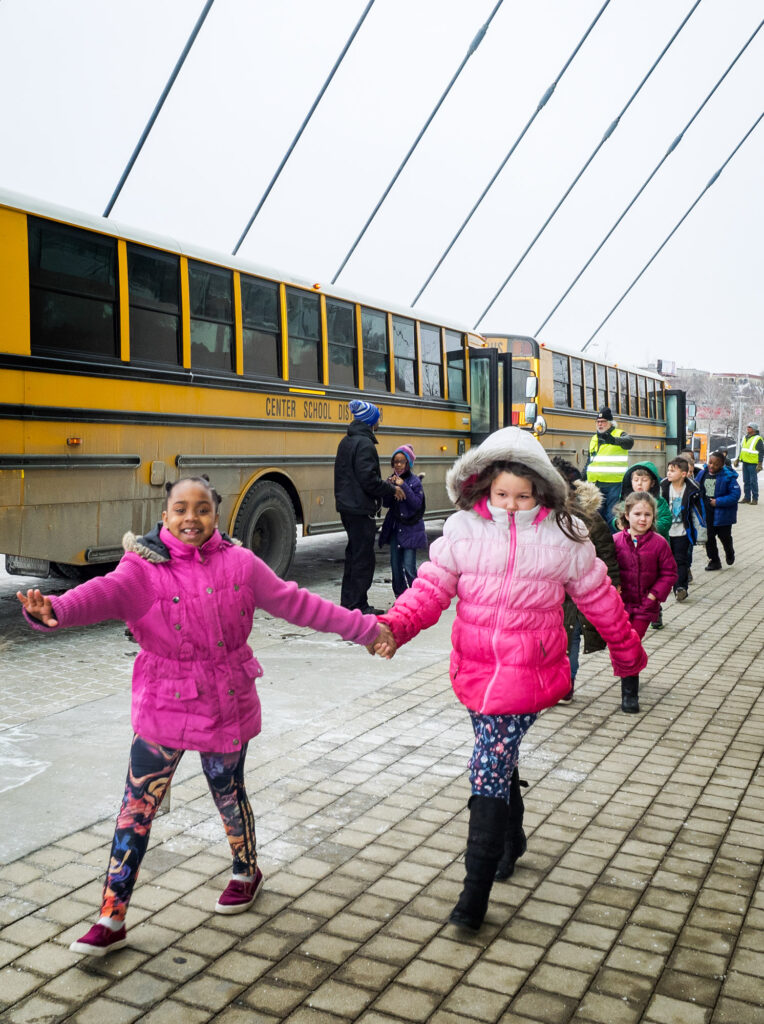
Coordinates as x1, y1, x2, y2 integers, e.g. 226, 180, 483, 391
524, 402, 537, 423
687, 402, 696, 417
525, 377, 538, 399
687, 418, 696, 434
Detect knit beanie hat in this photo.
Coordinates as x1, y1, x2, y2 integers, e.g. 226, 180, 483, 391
598, 407, 613, 421
391, 445, 415, 469
349, 399, 381, 426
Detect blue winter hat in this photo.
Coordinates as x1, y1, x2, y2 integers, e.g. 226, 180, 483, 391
349, 399, 380, 426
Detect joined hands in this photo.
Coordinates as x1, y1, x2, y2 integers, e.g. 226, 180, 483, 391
366, 621, 397, 659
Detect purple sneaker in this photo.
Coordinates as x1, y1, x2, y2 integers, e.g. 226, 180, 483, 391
70, 923, 127, 957
215, 868, 264, 915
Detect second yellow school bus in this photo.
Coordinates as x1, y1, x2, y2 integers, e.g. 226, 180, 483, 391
482, 334, 683, 473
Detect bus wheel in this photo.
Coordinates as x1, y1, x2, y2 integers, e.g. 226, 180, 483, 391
233, 480, 297, 578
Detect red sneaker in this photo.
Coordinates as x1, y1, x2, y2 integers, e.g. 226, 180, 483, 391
215, 868, 264, 915
70, 923, 127, 957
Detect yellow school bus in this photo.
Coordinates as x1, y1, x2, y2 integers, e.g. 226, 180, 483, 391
480, 334, 686, 473
0, 189, 484, 578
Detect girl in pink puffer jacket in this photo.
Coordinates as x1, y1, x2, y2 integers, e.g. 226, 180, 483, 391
374, 428, 646, 931
18, 477, 381, 957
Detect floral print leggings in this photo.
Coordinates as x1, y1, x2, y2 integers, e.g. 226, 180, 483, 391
468, 711, 537, 801
101, 735, 256, 921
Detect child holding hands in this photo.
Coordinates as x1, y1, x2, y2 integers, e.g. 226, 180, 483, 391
19, 477, 385, 956
373, 428, 646, 931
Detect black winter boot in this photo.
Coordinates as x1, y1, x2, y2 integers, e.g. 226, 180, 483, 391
495, 768, 528, 880
621, 675, 640, 713
449, 796, 508, 931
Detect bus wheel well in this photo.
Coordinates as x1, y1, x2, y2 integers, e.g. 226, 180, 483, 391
231, 476, 300, 578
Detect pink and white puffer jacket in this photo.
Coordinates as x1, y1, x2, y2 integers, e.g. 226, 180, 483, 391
380, 503, 646, 714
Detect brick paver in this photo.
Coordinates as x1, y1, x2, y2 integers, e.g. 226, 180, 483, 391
0, 512, 762, 1022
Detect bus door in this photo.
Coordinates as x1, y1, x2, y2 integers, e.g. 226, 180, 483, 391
470, 350, 511, 445
665, 389, 687, 461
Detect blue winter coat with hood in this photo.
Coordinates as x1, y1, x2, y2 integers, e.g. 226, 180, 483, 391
695, 463, 740, 526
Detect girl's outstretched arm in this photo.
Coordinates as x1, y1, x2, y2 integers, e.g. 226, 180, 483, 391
18, 556, 153, 632
378, 533, 458, 648
249, 556, 379, 647
17, 589, 58, 627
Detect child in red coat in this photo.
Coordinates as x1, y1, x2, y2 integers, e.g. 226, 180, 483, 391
613, 492, 677, 713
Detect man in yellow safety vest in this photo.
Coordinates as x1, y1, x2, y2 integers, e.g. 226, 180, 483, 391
735, 423, 764, 505
586, 407, 634, 527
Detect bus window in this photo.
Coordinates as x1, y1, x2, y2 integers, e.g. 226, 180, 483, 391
127, 244, 180, 366
286, 287, 320, 382
638, 376, 647, 417
570, 358, 584, 409
657, 383, 665, 420
189, 261, 234, 371
553, 354, 569, 407
649, 380, 657, 419
361, 307, 389, 392
445, 330, 464, 401
422, 324, 444, 397
628, 373, 638, 416
242, 275, 280, 377
326, 297, 356, 387
393, 316, 416, 394
619, 370, 628, 415
512, 359, 531, 406
584, 362, 595, 410
29, 218, 117, 358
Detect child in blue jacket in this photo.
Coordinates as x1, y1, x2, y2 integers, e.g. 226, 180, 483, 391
696, 450, 740, 570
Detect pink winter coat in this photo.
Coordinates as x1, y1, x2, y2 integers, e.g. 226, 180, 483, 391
613, 529, 677, 625
379, 502, 647, 715
24, 526, 379, 752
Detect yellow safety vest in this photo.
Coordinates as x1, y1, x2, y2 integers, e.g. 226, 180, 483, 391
740, 434, 763, 464
587, 429, 629, 483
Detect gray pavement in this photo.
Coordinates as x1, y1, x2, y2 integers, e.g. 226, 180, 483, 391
0, 511, 762, 1023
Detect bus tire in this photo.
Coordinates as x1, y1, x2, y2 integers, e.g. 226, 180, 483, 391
233, 480, 296, 578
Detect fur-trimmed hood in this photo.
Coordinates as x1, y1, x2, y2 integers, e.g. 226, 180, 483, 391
570, 479, 604, 520
122, 523, 242, 563
446, 427, 568, 507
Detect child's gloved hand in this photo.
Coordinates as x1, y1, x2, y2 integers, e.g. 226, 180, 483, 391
369, 622, 397, 659
17, 589, 58, 627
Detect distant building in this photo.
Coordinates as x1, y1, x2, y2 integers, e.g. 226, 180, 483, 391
712, 372, 763, 387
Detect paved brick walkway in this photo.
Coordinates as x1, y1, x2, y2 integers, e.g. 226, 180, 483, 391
1, 510, 762, 1024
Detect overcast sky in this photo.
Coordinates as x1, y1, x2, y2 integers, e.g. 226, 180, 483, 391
1, 0, 761, 374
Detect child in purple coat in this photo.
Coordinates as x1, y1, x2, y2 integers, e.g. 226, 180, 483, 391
18, 477, 384, 957
613, 492, 677, 713
378, 445, 428, 597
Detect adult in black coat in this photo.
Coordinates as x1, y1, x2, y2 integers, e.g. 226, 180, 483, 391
334, 400, 403, 613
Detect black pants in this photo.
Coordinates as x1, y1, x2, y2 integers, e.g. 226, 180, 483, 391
340, 511, 377, 611
706, 522, 734, 566
669, 534, 691, 591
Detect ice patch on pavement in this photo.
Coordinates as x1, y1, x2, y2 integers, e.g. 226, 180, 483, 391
0, 727, 50, 793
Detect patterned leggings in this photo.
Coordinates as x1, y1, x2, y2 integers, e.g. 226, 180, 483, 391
101, 735, 256, 922
468, 711, 537, 801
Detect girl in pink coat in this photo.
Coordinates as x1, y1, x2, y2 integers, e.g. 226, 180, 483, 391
613, 491, 677, 714
18, 477, 382, 957
374, 428, 646, 931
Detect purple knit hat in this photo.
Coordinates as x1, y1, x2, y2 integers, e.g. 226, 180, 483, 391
392, 445, 415, 469
348, 399, 381, 426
